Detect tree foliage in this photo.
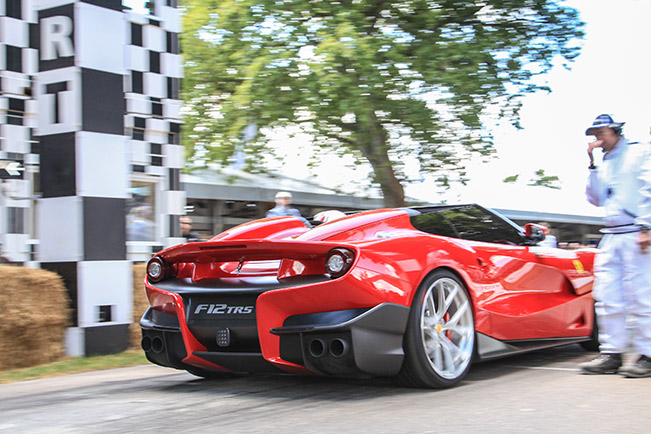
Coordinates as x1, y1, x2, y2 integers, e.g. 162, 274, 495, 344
528, 169, 561, 189
181, 0, 583, 206
503, 169, 561, 189
503, 174, 519, 184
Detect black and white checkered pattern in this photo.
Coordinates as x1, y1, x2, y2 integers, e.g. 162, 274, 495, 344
1, 0, 183, 356
124, 5, 184, 251
1, 0, 38, 264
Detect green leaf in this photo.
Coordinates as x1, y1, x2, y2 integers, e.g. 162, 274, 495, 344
503, 174, 519, 183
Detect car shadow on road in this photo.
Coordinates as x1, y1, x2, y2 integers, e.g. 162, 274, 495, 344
152, 344, 595, 399
461, 343, 591, 384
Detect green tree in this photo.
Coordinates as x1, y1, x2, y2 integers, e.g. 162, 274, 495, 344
182, 0, 583, 207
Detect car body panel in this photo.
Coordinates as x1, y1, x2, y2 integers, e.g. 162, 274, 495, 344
140, 204, 597, 384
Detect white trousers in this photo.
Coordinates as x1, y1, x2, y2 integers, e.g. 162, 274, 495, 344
594, 233, 651, 356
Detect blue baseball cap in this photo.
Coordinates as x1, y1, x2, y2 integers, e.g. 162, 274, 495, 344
585, 114, 625, 136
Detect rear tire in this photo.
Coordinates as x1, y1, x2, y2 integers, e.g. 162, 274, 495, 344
398, 270, 475, 388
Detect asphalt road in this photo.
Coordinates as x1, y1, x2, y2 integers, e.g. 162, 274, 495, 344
1, 345, 649, 434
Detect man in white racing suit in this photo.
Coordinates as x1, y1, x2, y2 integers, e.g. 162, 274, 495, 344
579, 114, 651, 377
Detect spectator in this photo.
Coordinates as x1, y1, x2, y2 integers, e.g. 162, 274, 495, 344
579, 114, 651, 378
266, 191, 311, 227
126, 205, 155, 241
180, 216, 199, 241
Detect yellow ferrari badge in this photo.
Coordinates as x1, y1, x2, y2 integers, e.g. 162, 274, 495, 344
573, 260, 585, 274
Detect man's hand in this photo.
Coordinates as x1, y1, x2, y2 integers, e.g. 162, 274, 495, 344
587, 140, 604, 166
638, 231, 651, 254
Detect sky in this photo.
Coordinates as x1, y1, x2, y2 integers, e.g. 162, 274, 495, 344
125, 0, 651, 216
443, 0, 651, 216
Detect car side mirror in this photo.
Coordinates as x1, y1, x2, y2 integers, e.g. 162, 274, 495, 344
523, 223, 548, 245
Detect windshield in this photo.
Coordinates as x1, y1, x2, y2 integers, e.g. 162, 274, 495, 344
410, 205, 524, 245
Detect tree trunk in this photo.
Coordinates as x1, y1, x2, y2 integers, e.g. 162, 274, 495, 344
371, 152, 406, 208
357, 118, 406, 208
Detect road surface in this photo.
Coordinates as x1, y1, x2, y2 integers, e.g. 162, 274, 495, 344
1, 345, 649, 433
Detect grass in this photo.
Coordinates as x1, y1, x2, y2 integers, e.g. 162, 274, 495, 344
0, 350, 148, 384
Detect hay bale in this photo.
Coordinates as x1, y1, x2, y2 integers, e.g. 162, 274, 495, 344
0, 266, 70, 370
130, 263, 150, 349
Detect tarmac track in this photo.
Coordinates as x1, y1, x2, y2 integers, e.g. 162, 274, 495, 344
0, 344, 649, 433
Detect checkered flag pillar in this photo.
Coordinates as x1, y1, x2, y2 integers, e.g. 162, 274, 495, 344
125, 0, 185, 259
35, 0, 133, 356
2, 1, 184, 355
0, 0, 38, 264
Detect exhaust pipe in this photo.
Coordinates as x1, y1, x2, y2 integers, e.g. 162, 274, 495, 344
151, 336, 164, 354
141, 335, 152, 352
308, 339, 327, 358
329, 338, 349, 358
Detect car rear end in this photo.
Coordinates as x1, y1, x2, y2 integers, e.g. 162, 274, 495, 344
140, 238, 412, 378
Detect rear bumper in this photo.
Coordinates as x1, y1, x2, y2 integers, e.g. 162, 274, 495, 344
140, 308, 187, 370
272, 303, 410, 377
140, 301, 410, 377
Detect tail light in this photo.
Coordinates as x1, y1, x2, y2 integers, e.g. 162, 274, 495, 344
147, 257, 177, 283
325, 248, 355, 278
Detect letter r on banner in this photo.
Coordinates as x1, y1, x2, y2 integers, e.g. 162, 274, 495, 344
41, 16, 74, 61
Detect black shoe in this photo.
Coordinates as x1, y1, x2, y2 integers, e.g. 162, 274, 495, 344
579, 353, 622, 374
620, 355, 651, 378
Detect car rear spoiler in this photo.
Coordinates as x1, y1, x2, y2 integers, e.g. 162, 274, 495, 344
158, 240, 349, 264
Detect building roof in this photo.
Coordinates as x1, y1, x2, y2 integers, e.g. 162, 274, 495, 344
183, 167, 605, 225
453, 183, 604, 225
182, 167, 385, 209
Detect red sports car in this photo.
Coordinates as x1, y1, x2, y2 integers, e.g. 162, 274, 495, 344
140, 204, 598, 388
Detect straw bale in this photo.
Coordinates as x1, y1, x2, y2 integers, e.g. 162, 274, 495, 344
0, 266, 70, 370
130, 263, 150, 349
